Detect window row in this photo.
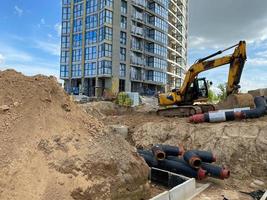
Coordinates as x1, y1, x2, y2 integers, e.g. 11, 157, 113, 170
149, 16, 168, 32
147, 57, 167, 70
146, 43, 167, 58
148, 29, 168, 45
149, 2, 168, 20
60, 60, 112, 78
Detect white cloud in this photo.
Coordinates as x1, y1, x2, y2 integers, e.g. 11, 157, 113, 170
0, 45, 33, 63
247, 57, 267, 66
54, 23, 62, 37
34, 40, 60, 56
0, 54, 5, 64
14, 5, 23, 17
41, 18, 46, 25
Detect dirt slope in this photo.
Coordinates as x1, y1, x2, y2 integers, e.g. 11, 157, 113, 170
0, 70, 149, 200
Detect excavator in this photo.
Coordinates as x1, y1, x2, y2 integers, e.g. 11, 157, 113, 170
157, 41, 247, 117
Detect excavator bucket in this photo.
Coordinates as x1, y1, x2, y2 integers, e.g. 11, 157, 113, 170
216, 93, 255, 109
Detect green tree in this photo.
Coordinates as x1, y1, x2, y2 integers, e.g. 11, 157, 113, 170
217, 83, 227, 101
207, 81, 219, 102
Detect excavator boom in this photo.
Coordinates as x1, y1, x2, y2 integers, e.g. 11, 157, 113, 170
157, 41, 247, 117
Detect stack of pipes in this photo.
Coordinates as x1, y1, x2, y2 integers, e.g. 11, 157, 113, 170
138, 144, 230, 181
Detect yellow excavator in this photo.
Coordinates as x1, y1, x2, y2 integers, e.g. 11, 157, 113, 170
158, 41, 247, 117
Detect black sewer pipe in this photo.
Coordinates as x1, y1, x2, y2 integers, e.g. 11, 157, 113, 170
183, 151, 202, 169
192, 150, 216, 163
152, 145, 166, 160
138, 151, 207, 180
190, 96, 267, 123
201, 162, 230, 180
138, 151, 158, 167
156, 144, 185, 157
157, 159, 207, 180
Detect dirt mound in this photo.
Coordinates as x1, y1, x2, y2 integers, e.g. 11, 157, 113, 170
217, 93, 255, 109
131, 117, 267, 189
0, 70, 149, 200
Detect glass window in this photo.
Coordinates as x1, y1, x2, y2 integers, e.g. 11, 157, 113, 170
85, 46, 97, 60
120, 31, 126, 45
98, 43, 112, 58
73, 19, 83, 32
73, 33, 82, 47
63, 0, 71, 5
86, 14, 98, 29
85, 62, 97, 76
86, 0, 98, 13
98, 60, 112, 75
100, 0, 113, 9
62, 7, 71, 20
85, 30, 97, 44
121, 0, 127, 14
73, 3, 83, 18
120, 16, 127, 29
62, 21, 70, 34
149, 16, 168, 32
120, 47, 126, 61
72, 49, 82, 62
99, 26, 113, 42
61, 36, 70, 48
120, 63, 126, 77
72, 63, 82, 77
60, 64, 69, 78
100, 9, 113, 25
60, 51, 69, 63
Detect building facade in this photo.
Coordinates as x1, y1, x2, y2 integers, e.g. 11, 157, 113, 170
60, 0, 188, 96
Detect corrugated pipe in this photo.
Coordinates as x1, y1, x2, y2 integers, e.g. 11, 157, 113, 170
201, 162, 230, 180
189, 96, 267, 123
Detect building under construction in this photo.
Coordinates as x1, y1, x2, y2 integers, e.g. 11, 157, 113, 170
60, 0, 188, 96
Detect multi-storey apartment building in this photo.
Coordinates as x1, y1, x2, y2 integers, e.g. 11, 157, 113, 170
60, 0, 188, 96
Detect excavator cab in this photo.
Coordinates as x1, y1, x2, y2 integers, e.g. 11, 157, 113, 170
183, 78, 208, 104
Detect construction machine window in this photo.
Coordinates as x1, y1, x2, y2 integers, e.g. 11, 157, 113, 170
198, 79, 208, 98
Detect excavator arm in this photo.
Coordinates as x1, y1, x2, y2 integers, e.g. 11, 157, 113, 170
158, 41, 247, 106
180, 41, 246, 98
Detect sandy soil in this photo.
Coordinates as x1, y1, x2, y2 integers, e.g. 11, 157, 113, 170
0, 70, 150, 200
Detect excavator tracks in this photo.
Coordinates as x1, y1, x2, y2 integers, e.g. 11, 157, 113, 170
157, 106, 202, 117
157, 104, 216, 117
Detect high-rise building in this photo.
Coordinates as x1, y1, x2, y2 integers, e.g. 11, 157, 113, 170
60, 0, 188, 96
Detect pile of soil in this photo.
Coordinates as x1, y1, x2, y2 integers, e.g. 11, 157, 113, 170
217, 93, 255, 109
0, 70, 149, 200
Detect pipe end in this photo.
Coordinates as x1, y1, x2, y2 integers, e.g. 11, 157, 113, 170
190, 156, 202, 168
189, 114, 205, 123
198, 168, 207, 180
220, 169, 230, 179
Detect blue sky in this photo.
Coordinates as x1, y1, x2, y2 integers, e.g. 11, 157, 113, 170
0, 0, 61, 76
0, 0, 266, 91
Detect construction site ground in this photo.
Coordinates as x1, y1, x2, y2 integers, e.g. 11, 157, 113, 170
81, 101, 267, 200
0, 70, 266, 200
